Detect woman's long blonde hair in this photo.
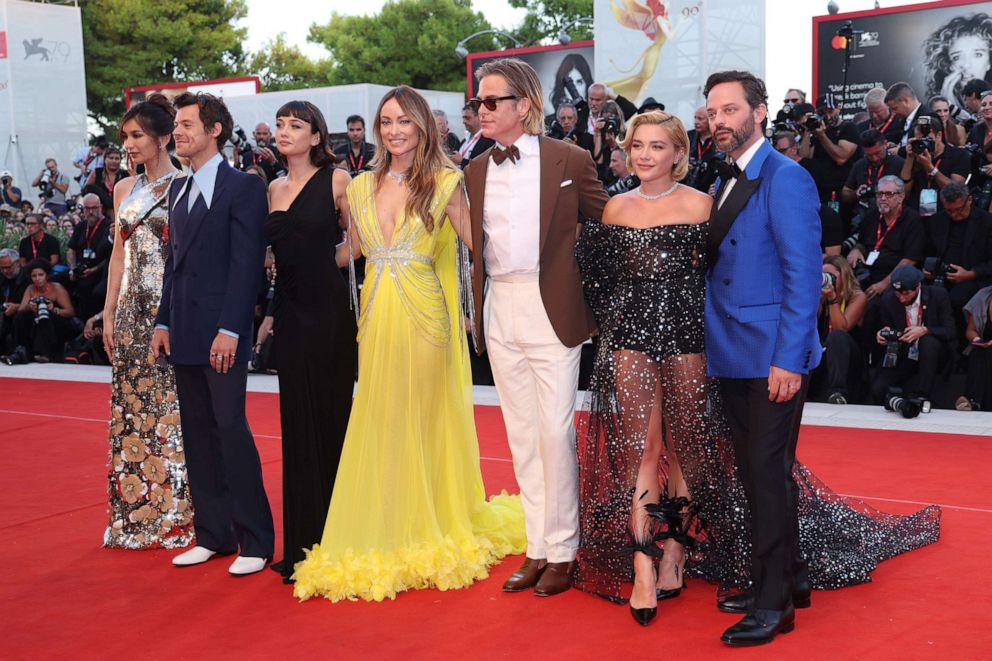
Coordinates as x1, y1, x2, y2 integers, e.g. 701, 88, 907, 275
370, 85, 456, 232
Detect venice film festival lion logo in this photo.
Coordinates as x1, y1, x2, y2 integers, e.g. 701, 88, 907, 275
22, 37, 71, 63
23, 37, 51, 60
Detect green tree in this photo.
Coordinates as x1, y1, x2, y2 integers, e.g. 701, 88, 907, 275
308, 0, 494, 92
80, 0, 249, 131
249, 34, 331, 92
507, 0, 593, 46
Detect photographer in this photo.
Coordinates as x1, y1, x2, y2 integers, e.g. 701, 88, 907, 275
774, 130, 842, 254
591, 100, 625, 184
1, 170, 21, 206
457, 102, 494, 168
798, 93, 859, 203
82, 147, 129, 218
0, 248, 27, 353
66, 194, 112, 320
900, 113, 969, 215
584, 82, 637, 138
71, 138, 107, 190
433, 109, 462, 156
333, 115, 375, 176
685, 106, 719, 193
17, 213, 60, 267
929, 96, 967, 146
841, 129, 905, 231
549, 102, 594, 155
605, 146, 639, 197
815, 255, 868, 405
3, 259, 75, 364
30, 159, 69, 217
856, 87, 904, 147
233, 122, 284, 181
847, 176, 924, 300
957, 285, 992, 410
924, 182, 992, 328
884, 82, 923, 147
966, 88, 992, 148
872, 265, 954, 405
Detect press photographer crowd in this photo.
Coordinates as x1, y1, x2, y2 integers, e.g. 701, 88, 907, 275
2, 75, 991, 416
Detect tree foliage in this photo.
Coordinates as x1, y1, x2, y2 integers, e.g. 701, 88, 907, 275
80, 0, 250, 131
307, 0, 494, 92
248, 35, 331, 92
507, 0, 594, 46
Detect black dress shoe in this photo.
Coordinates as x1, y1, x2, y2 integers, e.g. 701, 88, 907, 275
721, 606, 795, 647
630, 604, 657, 626
718, 584, 811, 613
656, 580, 685, 601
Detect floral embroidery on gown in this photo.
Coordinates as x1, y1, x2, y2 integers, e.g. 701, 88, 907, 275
292, 169, 525, 602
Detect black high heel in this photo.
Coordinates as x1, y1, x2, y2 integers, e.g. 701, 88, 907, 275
646, 493, 694, 602
624, 530, 662, 626
630, 564, 658, 626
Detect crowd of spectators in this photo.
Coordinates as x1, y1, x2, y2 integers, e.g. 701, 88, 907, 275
3, 74, 992, 414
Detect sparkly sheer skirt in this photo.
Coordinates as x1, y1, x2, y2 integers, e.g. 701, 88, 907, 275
574, 218, 941, 603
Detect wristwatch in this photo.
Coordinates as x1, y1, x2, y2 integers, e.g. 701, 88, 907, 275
929, 166, 939, 177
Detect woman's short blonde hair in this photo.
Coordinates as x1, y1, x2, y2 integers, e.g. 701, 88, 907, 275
475, 58, 546, 136
619, 110, 690, 181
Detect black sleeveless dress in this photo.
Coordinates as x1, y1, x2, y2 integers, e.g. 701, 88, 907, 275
264, 166, 357, 581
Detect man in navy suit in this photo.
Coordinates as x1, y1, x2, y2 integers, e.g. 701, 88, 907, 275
703, 71, 822, 646
151, 92, 274, 576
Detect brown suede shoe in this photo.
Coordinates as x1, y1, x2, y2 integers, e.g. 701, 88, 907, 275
502, 557, 548, 592
533, 561, 575, 597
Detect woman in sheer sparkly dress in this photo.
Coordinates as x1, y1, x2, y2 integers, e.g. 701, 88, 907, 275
291, 86, 524, 603
102, 95, 194, 549
574, 111, 941, 625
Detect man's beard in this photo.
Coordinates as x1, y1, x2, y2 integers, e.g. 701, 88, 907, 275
716, 114, 756, 154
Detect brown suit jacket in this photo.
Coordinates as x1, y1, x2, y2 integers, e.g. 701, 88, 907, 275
465, 136, 608, 354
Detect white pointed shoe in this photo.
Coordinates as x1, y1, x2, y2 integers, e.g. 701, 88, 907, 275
228, 556, 268, 576
172, 546, 217, 567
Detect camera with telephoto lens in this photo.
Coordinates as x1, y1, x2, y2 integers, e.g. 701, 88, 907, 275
879, 328, 904, 368
923, 256, 952, 287
683, 149, 727, 190
884, 387, 930, 419
230, 125, 257, 166
910, 137, 935, 155
602, 115, 621, 136
31, 296, 50, 323
561, 78, 588, 113
821, 272, 837, 289
548, 120, 576, 142
916, 115, 933, 135
36, 169, 54, 199
859, 183, 875, 202
773, 103, 806, 134
805, 114, 823, 131
974, 178, 992, 212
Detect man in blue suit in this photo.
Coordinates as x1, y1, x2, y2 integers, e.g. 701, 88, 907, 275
151, 92, 274, 576
702, 71, 822, 646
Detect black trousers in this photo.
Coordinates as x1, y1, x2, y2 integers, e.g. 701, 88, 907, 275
870, 335, 947, 402
173, 363, 274, 558
720, 375, 809, 611
821, 329, 867, 401
12, 309, 75, 360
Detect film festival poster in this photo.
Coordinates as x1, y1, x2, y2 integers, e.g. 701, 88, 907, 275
815, 0, 992, 115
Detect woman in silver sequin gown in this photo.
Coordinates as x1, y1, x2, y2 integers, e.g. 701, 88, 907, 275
102, 96, 194, 549
573, 111, 941, 622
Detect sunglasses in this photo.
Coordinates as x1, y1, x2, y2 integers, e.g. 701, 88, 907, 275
784, 98, 802, 104
467, 95, 518, 112
875, 191, 903, 198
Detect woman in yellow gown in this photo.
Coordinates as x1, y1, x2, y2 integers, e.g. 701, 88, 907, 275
292, 86, 525, 602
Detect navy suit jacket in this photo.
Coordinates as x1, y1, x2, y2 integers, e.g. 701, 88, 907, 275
704, 140, 823, 379
155, 160, 267, 365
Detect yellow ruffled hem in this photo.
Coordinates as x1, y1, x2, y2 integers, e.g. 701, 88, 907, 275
292, 492, 526, 603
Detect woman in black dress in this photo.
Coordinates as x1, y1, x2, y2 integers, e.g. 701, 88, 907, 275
261, 100, 357, 583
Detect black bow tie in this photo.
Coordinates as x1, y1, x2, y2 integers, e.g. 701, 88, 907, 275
715, 158, 741, 181
492, 144, 520, 165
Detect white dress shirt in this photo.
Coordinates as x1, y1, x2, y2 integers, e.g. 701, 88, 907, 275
717, 137, 764, 209
900, 103, 921, 147
173, 152, 223, 212
483, 134, 542, 277
459, 130, 484, 161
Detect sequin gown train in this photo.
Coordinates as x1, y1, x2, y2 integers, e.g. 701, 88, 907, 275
573, 217, 941, 603
292, 169, 525, 602
265, 166, 357, 581
104, 172, 194, 549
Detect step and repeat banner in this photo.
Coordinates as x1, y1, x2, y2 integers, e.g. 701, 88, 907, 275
814, 0, 992, 115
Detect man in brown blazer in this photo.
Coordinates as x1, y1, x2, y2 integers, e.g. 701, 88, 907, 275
464, 58, 608, 597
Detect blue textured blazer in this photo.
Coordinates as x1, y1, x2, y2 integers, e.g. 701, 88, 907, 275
704, 140, 823, 379
155, 160, 267, 366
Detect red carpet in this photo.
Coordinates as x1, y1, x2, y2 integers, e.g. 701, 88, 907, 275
1, 377, 989, 659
